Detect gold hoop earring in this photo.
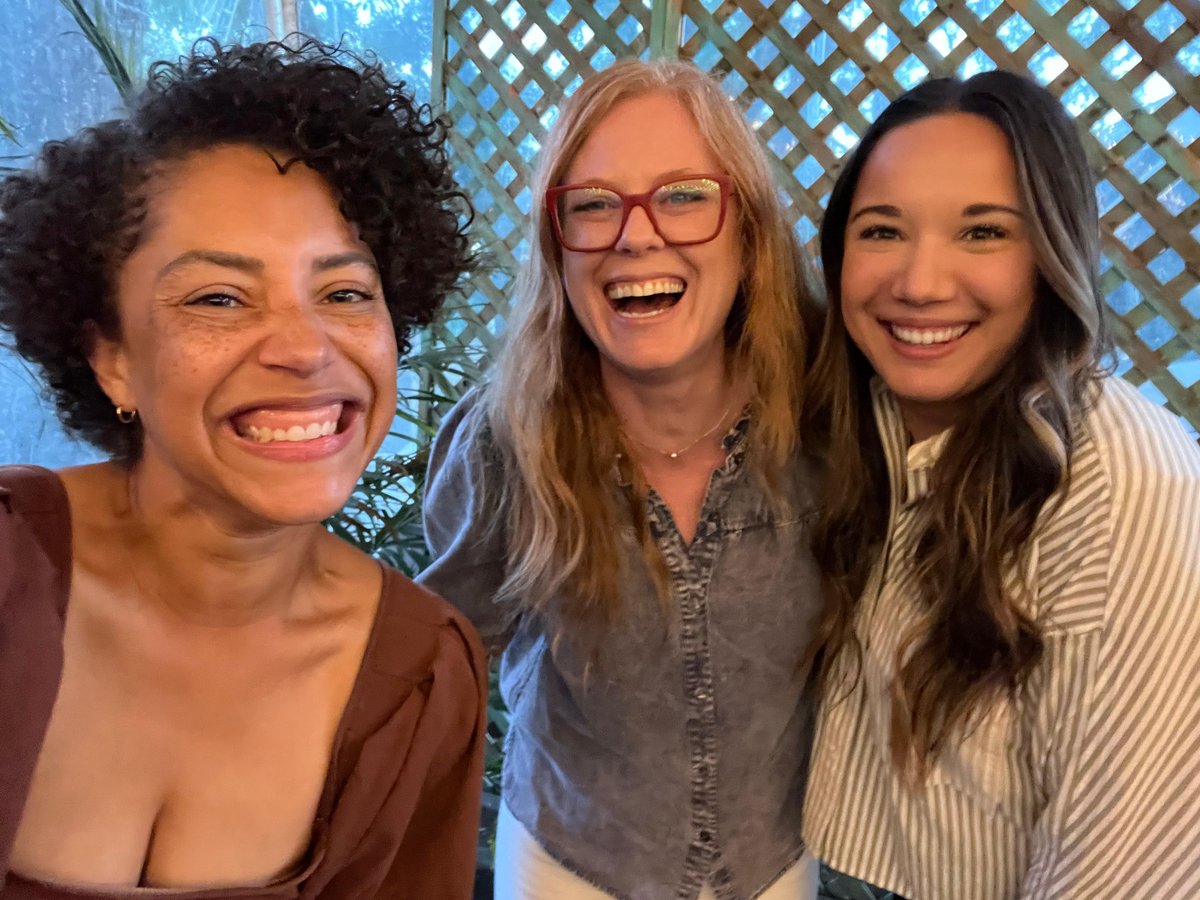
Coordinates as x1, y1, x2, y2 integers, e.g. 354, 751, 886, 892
115, 405, 138, 425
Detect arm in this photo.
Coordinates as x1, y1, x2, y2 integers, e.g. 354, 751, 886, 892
417, 389, 515, 650
1019, 459, 1200, 898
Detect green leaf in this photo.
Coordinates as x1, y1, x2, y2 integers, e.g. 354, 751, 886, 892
57, 0, 140, 107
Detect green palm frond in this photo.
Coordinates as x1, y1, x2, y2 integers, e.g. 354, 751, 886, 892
0, 115, 18, 144
57, 0, 140, 107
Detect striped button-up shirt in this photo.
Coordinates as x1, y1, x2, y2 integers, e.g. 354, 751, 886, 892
803, 376, 1200, 900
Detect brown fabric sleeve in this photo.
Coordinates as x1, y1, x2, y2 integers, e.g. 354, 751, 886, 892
0, 466, 71, 885
300, 574, 488, 900
372, 618, 487, 898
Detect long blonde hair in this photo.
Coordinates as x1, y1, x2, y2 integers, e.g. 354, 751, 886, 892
803, 72, 1109, 780
481, 58, 814, 630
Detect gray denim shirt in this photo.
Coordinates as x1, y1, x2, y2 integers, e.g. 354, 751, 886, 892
417, 390, 824, 900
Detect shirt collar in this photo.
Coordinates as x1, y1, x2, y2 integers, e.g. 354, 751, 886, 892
869, 379, 949, 506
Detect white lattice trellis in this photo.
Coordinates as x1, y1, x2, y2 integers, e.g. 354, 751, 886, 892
433, 0, 1200, 435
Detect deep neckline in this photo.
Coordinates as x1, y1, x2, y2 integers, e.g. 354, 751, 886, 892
4, 465, 393, 897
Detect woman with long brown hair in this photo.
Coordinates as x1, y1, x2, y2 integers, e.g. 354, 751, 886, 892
802, 71, 1200, 900
420, 59, 824, 899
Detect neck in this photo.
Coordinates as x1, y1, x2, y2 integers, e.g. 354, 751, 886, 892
68, 462, 332, 627
601, 353, 747, 457
898, 397, 961, 444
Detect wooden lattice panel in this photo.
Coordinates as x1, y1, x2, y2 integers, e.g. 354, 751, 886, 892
678, 0, 1200, 432
434, 0, 1200, 436
431, 0, 654, 362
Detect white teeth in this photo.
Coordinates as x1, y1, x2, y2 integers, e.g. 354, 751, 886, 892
243, 420, 338, 443
890, 323, 970, 345
605, 278, 685, 300
619, 305, 673, 319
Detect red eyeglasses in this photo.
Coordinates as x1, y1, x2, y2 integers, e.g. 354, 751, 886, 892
545, 174, 733, 252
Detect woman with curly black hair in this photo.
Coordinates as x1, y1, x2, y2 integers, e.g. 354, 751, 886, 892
0, 39, 485, 898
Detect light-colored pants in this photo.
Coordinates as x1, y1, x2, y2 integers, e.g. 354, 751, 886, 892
495, 801, 819, 900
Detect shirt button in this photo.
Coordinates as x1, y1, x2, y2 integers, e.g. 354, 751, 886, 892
698, 828, 713, 843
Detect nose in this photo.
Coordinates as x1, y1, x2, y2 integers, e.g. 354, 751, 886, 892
893, 237, 955, 306
613, 202, 665, 253
256, 297, 334, 375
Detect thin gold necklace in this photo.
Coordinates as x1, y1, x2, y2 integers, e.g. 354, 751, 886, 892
619, 403, 733, 461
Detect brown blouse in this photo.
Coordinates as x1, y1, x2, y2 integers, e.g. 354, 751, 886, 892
0, 465, 487, 899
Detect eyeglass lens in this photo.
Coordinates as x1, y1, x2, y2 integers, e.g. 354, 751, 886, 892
555, 178, 723, 250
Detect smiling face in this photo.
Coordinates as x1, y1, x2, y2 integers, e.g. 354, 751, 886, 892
91, 144, 397, 527
840, 112, 1039, 441
557, 91, 743, 386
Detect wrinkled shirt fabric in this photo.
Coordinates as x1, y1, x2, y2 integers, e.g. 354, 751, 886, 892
419, 391, 825, 900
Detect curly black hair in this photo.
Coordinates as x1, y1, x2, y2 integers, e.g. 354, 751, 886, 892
0, 37, 473, 460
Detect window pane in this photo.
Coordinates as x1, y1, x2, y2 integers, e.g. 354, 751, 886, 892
300, 0, 433, 102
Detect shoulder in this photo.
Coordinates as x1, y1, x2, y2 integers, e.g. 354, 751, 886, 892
1073, 377, 1200, 549
1032, 377, 1200, 632
434, 386, 492, 449
1047, 376, 1200, 532
0, 464, 67, 517
0, 464, 70, 580
1083, 376, 1200, 483
427, 386, 502, 478
1085, 375, 1200, 581
421, 386, 509, 554
362, 563, 487, 690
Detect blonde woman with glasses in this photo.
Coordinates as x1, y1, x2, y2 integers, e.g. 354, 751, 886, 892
419, 59, 824, 899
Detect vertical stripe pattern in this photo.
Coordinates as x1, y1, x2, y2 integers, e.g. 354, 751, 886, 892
803, 377, 1200, 900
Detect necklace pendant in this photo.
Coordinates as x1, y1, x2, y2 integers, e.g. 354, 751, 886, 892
618, 401, 733, 462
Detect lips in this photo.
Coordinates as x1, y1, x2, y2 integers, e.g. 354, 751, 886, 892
228, 400, 354, 444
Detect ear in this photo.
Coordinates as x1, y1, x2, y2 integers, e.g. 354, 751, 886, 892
84, 320, 134, 410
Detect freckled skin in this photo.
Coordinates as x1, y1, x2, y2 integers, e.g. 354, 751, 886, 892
11, 145, 400, 888
92, 144, 399, 529
840, 113, 1039, 440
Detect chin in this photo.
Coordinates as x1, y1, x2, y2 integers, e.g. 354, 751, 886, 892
232, 478, 360, 529
881, 370, 966, 402
256, 502, 348, 529
610, 350, 693, 379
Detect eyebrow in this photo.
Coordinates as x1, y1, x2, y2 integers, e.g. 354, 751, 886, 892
963, 203, 1025, 218
848, 202, 1026, 222
156, 250, 262, 281
560, 169, 713, 189
313, 251, 378, 273
155, 249, 378, 282
848, 204, 901, 223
